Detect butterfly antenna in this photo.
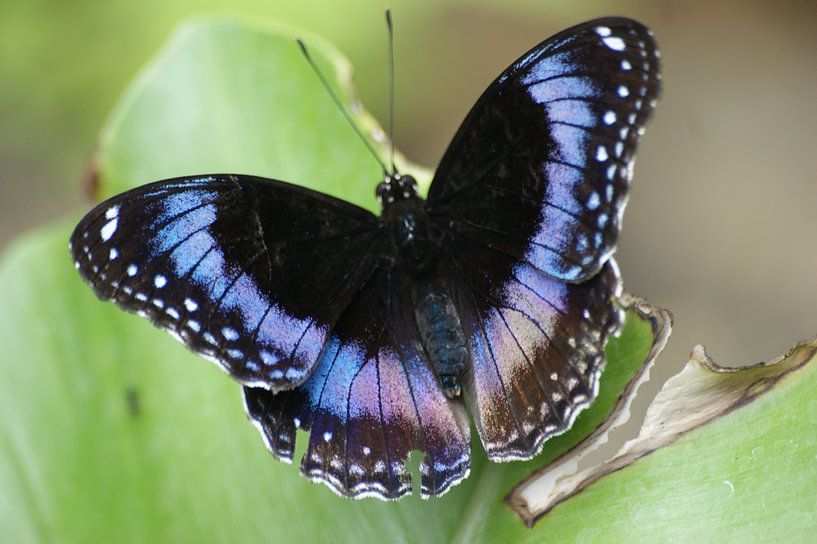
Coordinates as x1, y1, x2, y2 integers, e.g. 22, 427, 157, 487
296, 38, 389, 177
386, 9, 397, 175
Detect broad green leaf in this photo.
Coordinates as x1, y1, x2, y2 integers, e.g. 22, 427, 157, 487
0, 18, 660, 542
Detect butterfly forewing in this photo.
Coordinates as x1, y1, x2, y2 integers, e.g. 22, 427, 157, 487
70, 175, 382, 390
427, 17, 660, 283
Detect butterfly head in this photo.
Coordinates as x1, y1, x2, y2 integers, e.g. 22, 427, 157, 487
376, 174, 418, 210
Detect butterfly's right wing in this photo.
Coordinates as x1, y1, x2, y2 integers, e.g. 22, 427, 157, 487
70, 174, 383, 390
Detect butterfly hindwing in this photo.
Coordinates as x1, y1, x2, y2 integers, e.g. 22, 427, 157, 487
427, 17, 660, 283
443, 240, 622, 460
244, 265, 471, 499
70, 174, 382, 390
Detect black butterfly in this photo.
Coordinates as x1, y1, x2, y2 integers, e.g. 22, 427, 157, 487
70, 17, 660, 500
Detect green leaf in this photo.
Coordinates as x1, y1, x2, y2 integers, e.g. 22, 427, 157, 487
0, 18, 661, 542
500, 341, 817, 541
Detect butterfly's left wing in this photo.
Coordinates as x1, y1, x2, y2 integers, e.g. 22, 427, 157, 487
427, 17, 660, 283
244, 264, 471, 499
70, 174, 383, 390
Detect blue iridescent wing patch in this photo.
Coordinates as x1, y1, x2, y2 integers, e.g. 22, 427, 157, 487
244, 266, 471, 500
428, 17, 660, 283
442, 243, 622, 461
71, 174, 382, 390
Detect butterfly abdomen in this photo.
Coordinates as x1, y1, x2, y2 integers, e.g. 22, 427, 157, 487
412, 279, 467, 398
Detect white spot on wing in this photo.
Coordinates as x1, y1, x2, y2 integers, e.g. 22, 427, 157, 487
100, 218, 118, 241
603, 36, 626, 51
596, 145, 608, 162
603, 111, 616, 125
154, 274, 167, 288
126, 264, 138, 277
260, 350, 279, 366
184, 298, 198, 312
105, 205, 120, 219
606, 165, 617, 181
221, 327, 239, 341
586, 192, 600, 210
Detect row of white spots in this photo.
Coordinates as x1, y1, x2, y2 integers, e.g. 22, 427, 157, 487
99, 239, 302, 382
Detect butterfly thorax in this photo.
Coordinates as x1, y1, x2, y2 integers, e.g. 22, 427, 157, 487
378, 174, 467, 398
379, 174, 437, 273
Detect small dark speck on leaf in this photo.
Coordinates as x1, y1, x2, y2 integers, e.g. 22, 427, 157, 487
125, 386, 140, 417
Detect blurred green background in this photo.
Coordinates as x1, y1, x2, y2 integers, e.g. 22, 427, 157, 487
1, 0, 815, 416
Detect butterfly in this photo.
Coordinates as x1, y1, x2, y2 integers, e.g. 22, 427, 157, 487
70, 17, 660, 500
